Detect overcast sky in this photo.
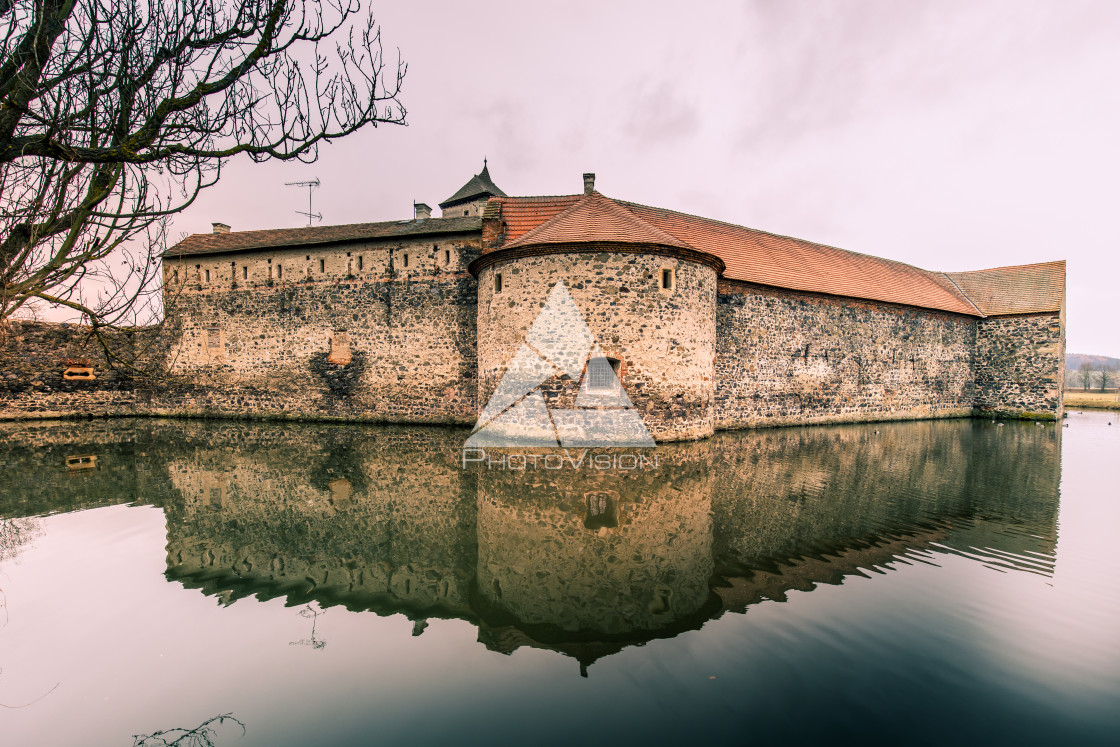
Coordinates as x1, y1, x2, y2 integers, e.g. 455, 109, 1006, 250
172, 0, 1118, 356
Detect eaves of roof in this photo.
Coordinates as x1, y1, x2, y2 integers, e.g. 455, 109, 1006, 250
164, 216, 482, 258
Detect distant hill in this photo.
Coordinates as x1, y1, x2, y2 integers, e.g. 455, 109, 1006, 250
1067, 353, 1120, 371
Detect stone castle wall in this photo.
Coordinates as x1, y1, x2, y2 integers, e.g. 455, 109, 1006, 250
475, 252, 717, 441
2, 241, 1065, 429
973, 312, 1065, 418
715, 281, 979, 428
163, 233, 480, 424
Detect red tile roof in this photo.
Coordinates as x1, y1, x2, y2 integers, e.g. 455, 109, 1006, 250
489, 193, 992, 316
504, 192, 693, 250
165, 216, 481, 258
945, 262, 1065, 316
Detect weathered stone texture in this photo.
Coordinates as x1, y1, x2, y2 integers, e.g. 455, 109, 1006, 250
715, 282, 978, 428
2, 239, 1065, 431
476, 253, 717, 441
973, 312, 1065, 419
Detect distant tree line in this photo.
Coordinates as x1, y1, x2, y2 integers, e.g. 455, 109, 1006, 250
1075, 361, 1117, 391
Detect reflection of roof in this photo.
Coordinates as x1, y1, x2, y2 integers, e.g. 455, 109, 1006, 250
439, 162, 507, 208
485, 192, 1065, 317
165, 216, 481, 258
945, 262, 1065, 316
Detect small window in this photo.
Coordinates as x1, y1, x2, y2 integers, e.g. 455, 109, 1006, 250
242, 266, 247, 279
204, 269, 210, 282
463, 210, 469, 216
587, 357, 621, 391
661, 267, 675, 291
319, 258, 325, 273
403, 253, 409, 268
445, 250, 451, 264
494, 272, 503, 293
277, 264, 283, 279
172, 269, 179, 284
207, 328, 220, 349
433, 244, 438, 253
357, 256, 363, 271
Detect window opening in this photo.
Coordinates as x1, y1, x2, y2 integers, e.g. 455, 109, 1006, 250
661, 268, 674, 290
358, 256, 363, 271
587, 357, 620, 391
494, 273, 502, 293
445, 250, 451, 264
319, 258, 325, 273
204, 269, 210, 282
403, 253, 409, 268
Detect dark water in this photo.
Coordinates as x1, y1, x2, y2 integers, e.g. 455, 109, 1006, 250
0, 414, 1117, 746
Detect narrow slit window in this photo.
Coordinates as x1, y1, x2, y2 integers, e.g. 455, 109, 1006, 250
445, 250, 451, 264
204, 269, 210, 282
357, 256, 363, 271
661, 268, 675, 290
494, 272, 502, 293
403, 253, 409, 268
242, 266, 248, 279
277, 264, 283, 279
319, 258, 325, 273
172, 269, 179, 283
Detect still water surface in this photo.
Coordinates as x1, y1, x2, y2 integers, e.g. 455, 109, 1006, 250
0, 414, 1117, 746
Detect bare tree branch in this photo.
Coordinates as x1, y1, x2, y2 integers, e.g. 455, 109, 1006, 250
0, 0, 407, 342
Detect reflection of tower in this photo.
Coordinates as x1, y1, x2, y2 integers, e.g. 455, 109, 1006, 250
475, 462, 713, 639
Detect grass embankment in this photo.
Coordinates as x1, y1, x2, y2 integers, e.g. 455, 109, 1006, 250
1064, 391, 1120, 411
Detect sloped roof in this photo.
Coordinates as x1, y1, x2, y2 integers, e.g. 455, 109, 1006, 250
165, 216, 481, 258
504, 192, 692, 250
488, 193, 983, 316
945, 262, 1065, 316
439, 162, 507, 209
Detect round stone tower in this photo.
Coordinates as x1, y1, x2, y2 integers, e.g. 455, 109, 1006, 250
470, 184, 722, 442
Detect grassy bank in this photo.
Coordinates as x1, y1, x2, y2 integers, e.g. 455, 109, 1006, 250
1065, 391, 1120, 411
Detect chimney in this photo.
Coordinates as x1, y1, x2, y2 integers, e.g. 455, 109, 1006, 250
583, 173, 595, 195
212, 222, 230, 234
413, 202, 432, 220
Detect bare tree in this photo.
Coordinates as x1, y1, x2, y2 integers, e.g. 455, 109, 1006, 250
0, 0, 406, 337
1098, 366, 1115, 393
1078, 361, 1093, 391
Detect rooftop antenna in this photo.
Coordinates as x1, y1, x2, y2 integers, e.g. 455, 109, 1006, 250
285, 178, 322, 226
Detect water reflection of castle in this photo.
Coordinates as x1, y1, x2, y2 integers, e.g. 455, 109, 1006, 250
0, 419, 1062, 674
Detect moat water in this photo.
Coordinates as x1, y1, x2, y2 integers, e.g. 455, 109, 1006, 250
0, 414, 1117, 746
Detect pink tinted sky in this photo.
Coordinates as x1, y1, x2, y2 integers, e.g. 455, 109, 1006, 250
174, 0, 1118, 356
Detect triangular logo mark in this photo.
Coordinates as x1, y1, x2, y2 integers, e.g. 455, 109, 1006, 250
468, 282, 655, 448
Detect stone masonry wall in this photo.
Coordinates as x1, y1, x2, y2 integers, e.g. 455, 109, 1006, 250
161, 233, 480, 424
476, 252, 717, 441
973, 312, 1065, 419
715, 281, 978, 428
1, 233, 481, 424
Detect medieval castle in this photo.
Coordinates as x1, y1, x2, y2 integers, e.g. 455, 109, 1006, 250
1, 164, 1066, 439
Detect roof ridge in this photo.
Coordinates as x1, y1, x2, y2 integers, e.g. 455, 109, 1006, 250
504, 192, 694, 251
945, 259, 1066, 275
938, 272, 985, 317
619, 199, 946, 276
